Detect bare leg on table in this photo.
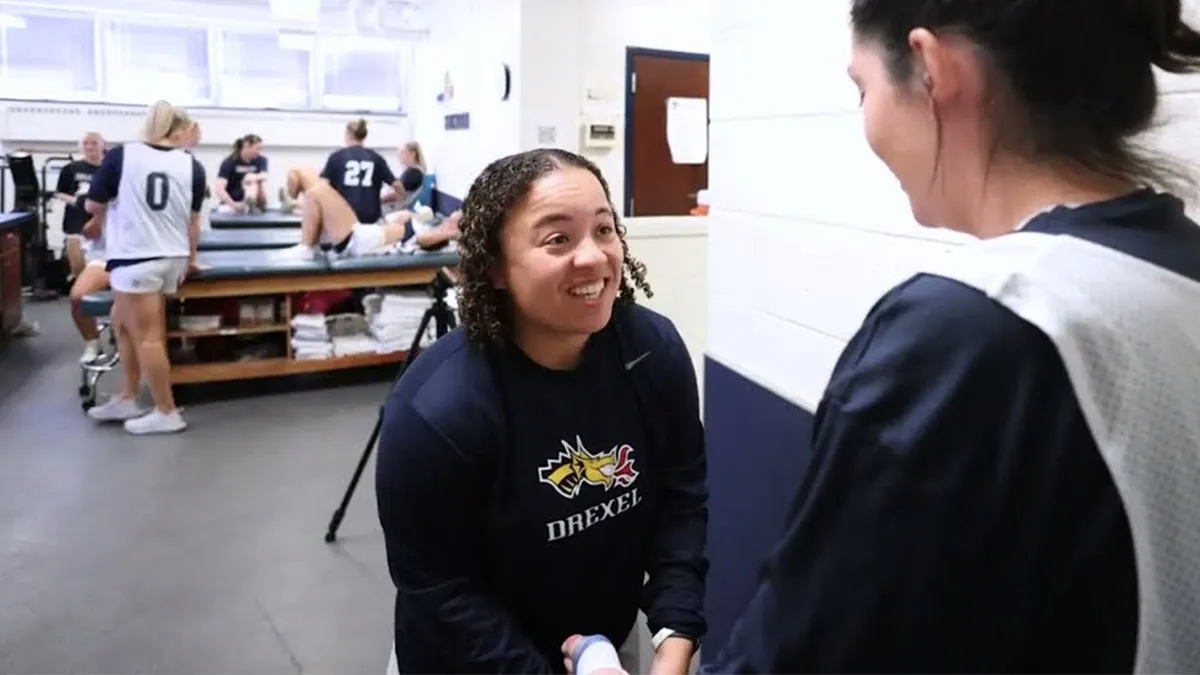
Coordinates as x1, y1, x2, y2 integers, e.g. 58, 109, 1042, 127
299, 181, 361, 247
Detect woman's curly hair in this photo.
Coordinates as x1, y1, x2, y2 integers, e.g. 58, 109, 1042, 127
457, 148, 652, 345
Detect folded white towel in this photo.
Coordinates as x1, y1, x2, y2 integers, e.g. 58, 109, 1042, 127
292, 344, 333, 355
293, 352, 331, 361
291, 313, 327, 330
292, 327, 330, 342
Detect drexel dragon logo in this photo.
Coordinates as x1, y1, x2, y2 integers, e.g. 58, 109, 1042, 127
538, 436, 639, 499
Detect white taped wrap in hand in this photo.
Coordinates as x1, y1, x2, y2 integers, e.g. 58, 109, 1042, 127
570, 635, 623, 675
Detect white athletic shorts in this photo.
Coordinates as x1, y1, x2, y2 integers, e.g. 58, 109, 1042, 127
109, 257, 189, 294
343, 223, 387, 257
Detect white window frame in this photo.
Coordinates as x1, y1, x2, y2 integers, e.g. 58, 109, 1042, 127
0, 6, 103, 103
315, 34, 410, 114
214, 28, 316, 111
102, 16, 216, 107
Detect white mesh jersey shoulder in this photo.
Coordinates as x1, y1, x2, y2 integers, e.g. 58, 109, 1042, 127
924, 231, 1200, 673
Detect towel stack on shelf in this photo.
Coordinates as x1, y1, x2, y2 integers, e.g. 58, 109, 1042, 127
327, 313, 376, 357
363, 291, 433, 353
291, 313, 332, 360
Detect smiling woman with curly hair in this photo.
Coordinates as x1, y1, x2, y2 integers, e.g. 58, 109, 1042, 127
375, 148, 708, 674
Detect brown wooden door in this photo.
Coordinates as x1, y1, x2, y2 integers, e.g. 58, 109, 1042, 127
627, 50, 709, 217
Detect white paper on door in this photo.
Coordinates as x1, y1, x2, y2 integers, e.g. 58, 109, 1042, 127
665, 97, 708, 165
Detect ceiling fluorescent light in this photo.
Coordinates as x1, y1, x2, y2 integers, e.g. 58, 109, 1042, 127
269, 0, 320, 24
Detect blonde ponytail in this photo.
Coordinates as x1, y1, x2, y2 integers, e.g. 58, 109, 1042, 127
140, 100, 193, 144
141, 100, 175, 143
404, 141, 427, 172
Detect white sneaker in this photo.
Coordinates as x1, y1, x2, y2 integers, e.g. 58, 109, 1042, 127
88, 396, 144, 422
124, 409, 187, 435
79, 341, 99, 364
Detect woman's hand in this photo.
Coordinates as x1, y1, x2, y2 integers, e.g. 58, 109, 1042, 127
562, 634, 583, 673
183, 257, 206, 283
81, 217, 101, 240
561, 634, 627, 675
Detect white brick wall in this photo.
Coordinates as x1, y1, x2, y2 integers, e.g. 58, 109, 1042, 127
708, 1, 1200, 411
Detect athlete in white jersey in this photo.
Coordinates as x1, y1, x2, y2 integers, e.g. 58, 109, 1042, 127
84, 100, 206, 436
704, 1, 1200, 673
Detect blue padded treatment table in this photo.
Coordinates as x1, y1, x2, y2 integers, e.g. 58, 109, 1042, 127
191, 248, 327, 281
209, 208, 302, 230
198, 228, 300, 251
326, 249, 460, 273
190, 248, 461, 281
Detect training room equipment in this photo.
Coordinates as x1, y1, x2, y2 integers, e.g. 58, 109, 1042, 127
77, 291, 120, 411
76, 248, 460, 403
323, 266, 458, 543
0, 211, 35, 345
210, 208, 302, 230
7, 153, 60, 301
169, 248, 459, 386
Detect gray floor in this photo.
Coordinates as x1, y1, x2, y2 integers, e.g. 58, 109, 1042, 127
0, 300, 395, 674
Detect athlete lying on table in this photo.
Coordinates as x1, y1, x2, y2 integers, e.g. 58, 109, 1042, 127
282, 165, 453, 256
411, 208, 461, 250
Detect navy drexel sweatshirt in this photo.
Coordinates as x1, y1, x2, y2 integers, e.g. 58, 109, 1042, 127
376, 303, 708, 673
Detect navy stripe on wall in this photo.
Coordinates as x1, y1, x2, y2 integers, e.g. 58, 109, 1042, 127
433, 189, 463, 216
702, 356, 816, 664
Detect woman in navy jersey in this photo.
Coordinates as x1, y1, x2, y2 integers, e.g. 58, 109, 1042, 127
55, 131, 106, 363
390, 140, 427, 207
704, 0, 1200, 673
375, 148, 707, 674
320, 119, 413, 224
215, 133, 266, 214
83, 101, 207, 436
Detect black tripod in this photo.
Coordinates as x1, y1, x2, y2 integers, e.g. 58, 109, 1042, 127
324, 268, 458, 543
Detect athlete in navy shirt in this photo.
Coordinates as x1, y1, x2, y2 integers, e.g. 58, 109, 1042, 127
320, 119, 410, 225
704, 1, 1200, 672
56, 131, 107, 363
216, 133, 266, 213
376, 149, 707, 674
394, 140, 427, 207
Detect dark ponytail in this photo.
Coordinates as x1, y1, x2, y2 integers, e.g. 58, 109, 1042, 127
228, 133, 263, 162
850, 0, 1200, 192
228, 138, 244, 162
1143, 0, 1200, 73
